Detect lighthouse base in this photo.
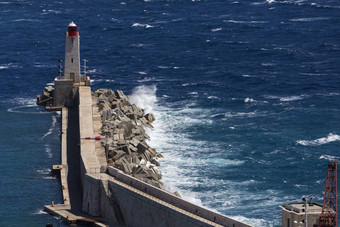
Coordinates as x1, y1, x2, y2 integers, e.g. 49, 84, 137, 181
53, 76, 91, 108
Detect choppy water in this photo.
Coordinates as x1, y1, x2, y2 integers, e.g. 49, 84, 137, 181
1, 0, 340, 226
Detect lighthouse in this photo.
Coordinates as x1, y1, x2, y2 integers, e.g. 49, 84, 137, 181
52, 22, 90, 108
64, 21, 81, 83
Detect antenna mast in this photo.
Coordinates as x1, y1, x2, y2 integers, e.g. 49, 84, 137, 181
320, 161, 337, 227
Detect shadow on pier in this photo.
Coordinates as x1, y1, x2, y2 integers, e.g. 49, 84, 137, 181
67, 107, 82, 212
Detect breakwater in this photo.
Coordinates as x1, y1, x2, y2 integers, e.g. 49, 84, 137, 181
95, 88, 166, 190
41, 85, 252, 227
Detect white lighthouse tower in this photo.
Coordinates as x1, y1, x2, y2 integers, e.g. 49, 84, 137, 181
53, 22, 90, 108
64, 21, 81, 83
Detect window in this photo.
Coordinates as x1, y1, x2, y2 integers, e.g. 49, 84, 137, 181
71, 58, 73, 63
287, 218, 290, 227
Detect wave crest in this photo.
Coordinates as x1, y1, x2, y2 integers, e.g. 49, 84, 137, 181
290, 17, 330, 22
132, 23, 153, 28
244, 97, 255, 103
280, 95, 307, 102
297, 133, 340, 146
319, 155, 339, 161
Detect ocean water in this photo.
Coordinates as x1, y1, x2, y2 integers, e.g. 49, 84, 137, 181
1, 0, 340, 226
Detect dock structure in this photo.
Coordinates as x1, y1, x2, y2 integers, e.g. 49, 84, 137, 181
40, 22, 252, 227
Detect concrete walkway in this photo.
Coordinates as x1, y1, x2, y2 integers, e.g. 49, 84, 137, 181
44, 107, 107, 227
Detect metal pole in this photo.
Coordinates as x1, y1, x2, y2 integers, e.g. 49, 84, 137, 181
302, 198, 307, 227
58, 59, 63, 77
83, 59, 88, 77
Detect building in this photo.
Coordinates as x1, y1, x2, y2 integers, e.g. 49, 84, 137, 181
280, 200, 323, 227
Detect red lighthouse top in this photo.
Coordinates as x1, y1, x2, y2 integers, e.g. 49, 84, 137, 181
67, 21, 78, 37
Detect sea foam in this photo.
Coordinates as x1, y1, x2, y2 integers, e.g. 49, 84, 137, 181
232, 215, 276, 227
33, 209, 47, 215
297, 133, 340, 146
129, 85, 157, 114
7, 98, 51, 114
44, 144, 52, 158
129, 85, 215, 205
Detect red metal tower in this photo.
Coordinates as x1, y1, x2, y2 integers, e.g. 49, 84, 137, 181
320, 161, 337, 227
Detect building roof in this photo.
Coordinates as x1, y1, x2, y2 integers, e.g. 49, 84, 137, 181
68, 21, 76, 27
281, 202, 323, 214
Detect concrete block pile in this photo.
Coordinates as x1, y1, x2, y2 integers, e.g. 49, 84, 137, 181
37, 86, 54, 106
94, 89, 164, 189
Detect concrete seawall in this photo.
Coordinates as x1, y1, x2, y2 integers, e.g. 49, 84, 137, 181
45, 86, 252, 227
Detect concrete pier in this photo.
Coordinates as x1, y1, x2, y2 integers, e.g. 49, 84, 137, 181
43, 86, 252, 227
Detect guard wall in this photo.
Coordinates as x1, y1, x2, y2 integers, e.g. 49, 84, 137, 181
108, 179, 217, 227
106, 166, 250, 227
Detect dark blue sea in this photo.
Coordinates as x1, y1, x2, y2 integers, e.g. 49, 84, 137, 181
1, 0, 340, 226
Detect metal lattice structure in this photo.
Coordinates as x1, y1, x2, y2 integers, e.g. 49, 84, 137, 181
320, 161, 337, 227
